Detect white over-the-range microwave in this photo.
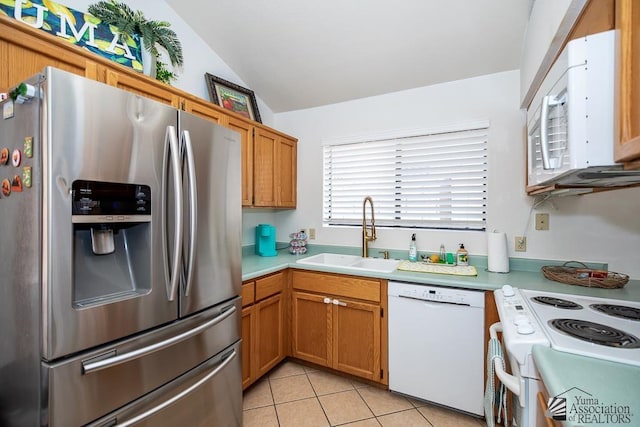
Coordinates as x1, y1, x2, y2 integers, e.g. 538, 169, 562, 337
527, 29, 640, 188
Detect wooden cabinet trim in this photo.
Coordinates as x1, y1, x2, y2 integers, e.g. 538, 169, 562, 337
292, 270, 381, 302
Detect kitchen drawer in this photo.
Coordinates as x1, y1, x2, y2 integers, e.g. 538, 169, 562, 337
292, 270, 380, 302
241, 282, 255, 307
255, 272, 284, 301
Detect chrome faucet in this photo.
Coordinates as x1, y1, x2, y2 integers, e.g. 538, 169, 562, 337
362, 196, 376, 257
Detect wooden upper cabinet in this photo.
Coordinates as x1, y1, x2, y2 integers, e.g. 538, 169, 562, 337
2, 15, 299, 202
226, 117, 254, 206
105, 70, 180, 107
253, 127, 278, 207
183, 96, 226, 124
276, 136, 297, 208
614, 0, 640, 165
252, 127, 298, 208
0, 17, 96, 91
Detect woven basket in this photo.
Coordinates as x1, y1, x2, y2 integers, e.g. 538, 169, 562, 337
541, 261, 629, 289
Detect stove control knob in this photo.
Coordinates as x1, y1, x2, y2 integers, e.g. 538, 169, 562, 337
502, 285, 515, 297
517, 322, 535, 335
514, 315, 529, 325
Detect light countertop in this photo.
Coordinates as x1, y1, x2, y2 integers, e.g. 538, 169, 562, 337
242, 244, 640, 301
532, 345, 640, 427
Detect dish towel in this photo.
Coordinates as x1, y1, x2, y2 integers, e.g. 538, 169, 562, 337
484, 338, 508, 427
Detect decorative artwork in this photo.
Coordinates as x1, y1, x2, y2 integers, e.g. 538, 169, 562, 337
205, 73, 261, 123
0, 0, 143, 71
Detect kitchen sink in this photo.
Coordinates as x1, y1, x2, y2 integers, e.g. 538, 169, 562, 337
296, 253, 400, 273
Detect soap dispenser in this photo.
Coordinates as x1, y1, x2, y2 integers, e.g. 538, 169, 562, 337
456, 243, 468, 266
408, 234, 418, 262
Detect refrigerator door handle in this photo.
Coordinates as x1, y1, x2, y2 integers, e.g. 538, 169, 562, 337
181, 129, 197, 297
165, 126, 183, 301
108, 349, 237, 427
82, 305, 237, 375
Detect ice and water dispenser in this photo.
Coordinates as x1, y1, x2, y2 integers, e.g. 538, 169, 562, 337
71, 180, 151, 307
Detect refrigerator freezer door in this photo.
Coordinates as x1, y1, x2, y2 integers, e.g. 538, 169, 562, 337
87, 340, 242, 427
43, 68, 180, 360
0, 79, 44, 427
178, 112, 241, 317
44, 297, 240, 427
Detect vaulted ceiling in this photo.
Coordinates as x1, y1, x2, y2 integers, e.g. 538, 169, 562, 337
167, 0, 534, 113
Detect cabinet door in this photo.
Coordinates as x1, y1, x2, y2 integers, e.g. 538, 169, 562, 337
253, 128, 277, 206
105, 70, 180, 107
225, 117, 254, 206
276, 136, 297, 208
332, 298, 381, 381
615, 0, 640, 163
183, 98, 226, 124
241, 305, 255, 390
256, 293, 285, 377
0, 19, 95, 92
291, 291, 332, 367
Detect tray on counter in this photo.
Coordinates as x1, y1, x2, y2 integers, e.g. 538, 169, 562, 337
541, 261, 629, 289
397, 260, 477, 276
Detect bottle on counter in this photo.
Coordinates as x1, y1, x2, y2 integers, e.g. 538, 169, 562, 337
408, 233, 418, 262
439, 244, 446, 263
456, 243, 468, 266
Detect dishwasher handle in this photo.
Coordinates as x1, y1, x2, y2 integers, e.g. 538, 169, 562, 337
489, 322, 525, 407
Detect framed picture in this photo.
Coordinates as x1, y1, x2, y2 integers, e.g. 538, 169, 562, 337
205, 73, 261, 123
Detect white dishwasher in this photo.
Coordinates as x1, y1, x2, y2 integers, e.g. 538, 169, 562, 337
388, 281, 485, 416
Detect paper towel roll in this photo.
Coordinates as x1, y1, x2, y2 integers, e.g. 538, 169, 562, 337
487, 231, 509, 273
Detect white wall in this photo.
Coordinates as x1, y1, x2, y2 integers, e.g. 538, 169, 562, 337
272, 70, 640, 279
61, 0, 275, 126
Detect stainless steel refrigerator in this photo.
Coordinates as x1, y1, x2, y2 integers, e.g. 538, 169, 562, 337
0, 67, 242, 426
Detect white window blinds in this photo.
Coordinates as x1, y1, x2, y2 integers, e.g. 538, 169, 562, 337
323, 125, 488, 230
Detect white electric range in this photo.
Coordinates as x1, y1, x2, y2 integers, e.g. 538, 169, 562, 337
492, 285, 640, 427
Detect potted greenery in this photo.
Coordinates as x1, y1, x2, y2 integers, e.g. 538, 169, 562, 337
88, 0, 183, 83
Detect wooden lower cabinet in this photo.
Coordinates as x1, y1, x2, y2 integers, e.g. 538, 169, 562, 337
241, 272, 286, 390
255, 293, 285, 377
291, 270, 385, 383
291, 292, 331, 366
332, 297, 381, 380
241, 305, 255, 389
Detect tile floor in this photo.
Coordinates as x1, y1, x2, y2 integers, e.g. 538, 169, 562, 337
243, 360, 487, 427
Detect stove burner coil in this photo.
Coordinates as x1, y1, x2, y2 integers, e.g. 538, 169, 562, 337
549, 319, 640, 348
532, 296, 583, 310
590, 304, 640, 321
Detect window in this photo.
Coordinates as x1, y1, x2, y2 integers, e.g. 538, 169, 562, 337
323, 123, 488, 230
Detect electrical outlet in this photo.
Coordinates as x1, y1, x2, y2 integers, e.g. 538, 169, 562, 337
309, 228, 316, 240
515, 236, 527, 252
535, 213, 549, 230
